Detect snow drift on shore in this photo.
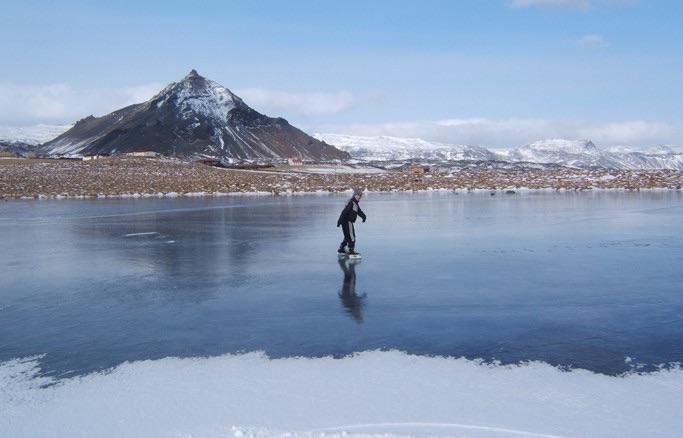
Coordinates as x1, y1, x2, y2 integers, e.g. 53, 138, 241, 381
2, 351, 682, 438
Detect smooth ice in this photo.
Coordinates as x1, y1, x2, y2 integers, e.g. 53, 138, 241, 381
1, 192, 682, 377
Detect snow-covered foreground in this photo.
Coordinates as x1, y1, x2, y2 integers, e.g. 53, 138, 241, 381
2, 351, 681, 438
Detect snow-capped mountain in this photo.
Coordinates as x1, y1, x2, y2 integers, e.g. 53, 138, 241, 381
501, 139, 683, 170
316, 134, 683, 170
41, 70, 349, 161
3, 115, 681, 169
498, 139, 603, 167
313, 134, 496, 162
0, 124, 72, 146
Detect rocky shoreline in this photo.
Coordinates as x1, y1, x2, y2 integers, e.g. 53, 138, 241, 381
1, 157, 682, 200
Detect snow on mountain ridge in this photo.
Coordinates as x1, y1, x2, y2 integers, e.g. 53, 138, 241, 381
523, 138, 598, 155
317, 133, 683, 170
645, 145, 675, 155
313, 133, 496, 161
504, 139, 602, 167
153, 70, 242, 123
2, 120, 681, 170
0, 124, 73, 145
314, 134, 454, 151
506, 139, 683, 169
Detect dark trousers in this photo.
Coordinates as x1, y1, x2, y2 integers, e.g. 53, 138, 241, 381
339, 221, 356, 251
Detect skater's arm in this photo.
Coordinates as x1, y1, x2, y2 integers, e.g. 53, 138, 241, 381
358, 206, 366, 222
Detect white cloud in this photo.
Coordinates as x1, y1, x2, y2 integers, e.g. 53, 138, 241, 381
318, 118, 678, 149
577, 120, 674, 144
236, 88, 363, 116
577, 34, 609, 48
0, 82, 366, 125
0, 82, 163, 125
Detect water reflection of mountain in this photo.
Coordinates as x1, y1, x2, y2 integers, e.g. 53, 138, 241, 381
56, 197, 336, 304
72, 199, 309, 269
338, 257, 366, 323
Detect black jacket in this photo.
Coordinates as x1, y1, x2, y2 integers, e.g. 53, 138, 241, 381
337, 197, 366, 226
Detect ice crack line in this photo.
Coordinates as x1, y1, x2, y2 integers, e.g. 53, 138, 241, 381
310, 422, 566, 438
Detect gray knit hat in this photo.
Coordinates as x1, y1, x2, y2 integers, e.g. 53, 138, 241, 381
353, 187, 364, 196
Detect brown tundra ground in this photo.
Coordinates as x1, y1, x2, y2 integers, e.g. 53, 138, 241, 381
0, 157, 682, 199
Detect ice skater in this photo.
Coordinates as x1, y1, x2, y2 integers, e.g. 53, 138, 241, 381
337, 188, 367, 258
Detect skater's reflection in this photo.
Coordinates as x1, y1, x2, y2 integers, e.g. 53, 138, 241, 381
338, 257, 366, 324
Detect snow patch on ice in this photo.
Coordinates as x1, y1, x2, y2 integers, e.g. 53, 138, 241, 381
1, 351, 681, 438
123, 232, 159, 237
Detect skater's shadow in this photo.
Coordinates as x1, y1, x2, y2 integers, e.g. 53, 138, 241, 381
338, 257, 367, 324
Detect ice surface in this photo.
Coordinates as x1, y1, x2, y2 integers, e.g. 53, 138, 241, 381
2, 193, 683, 438
1, 351, 681, 438
2, 193, 683, 379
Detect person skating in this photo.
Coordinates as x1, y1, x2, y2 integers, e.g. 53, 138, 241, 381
337, 188, 367, 257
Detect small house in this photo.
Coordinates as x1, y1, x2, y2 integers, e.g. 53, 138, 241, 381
83, 154, 106, 161
197, 158, 221, 167
411, 164, 426, 176
125, 151, 159, 158
287, 156, 303, 166
0, 151, 19, 159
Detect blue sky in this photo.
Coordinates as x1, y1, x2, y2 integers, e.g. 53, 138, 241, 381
1, 0, 681, 147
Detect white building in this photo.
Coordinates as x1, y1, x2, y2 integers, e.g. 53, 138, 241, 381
125, 151, 159, 158
288, 156, 303, 166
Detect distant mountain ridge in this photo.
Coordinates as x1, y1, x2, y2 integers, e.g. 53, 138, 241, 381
3, 122, 682, 169
498, 139, 683, 170
313, 134, 497, 162
0, 124, 73, 146
315, 134, 683, 170
38, 70, 349, 161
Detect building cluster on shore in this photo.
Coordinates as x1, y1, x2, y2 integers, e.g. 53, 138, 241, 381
1, 156, 681, 199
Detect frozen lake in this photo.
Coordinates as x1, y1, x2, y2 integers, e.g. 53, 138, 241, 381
1, 192, 682, 377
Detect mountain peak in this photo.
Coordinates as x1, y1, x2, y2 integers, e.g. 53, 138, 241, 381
40, 72, 350, 161
525, 139, 598, 155
153, 71, 243, 123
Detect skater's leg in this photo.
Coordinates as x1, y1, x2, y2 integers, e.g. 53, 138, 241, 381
347, 222, 356, 252
339, 222, 352, 252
